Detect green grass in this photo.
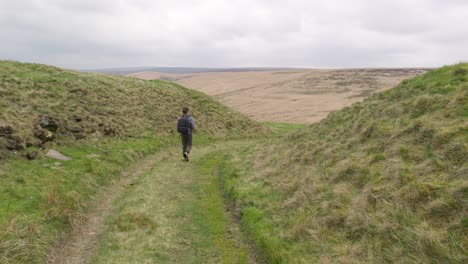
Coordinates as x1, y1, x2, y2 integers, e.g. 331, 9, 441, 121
263, 122, 308, 135
217, 145, 290, 263
0, 60, 265, 263
1, 60, 467, 263
0, 135, 164, 262
93, 142, 252, 263
190, 153, 251, 263
217, 64, 468, 263
0, 60, 265, 157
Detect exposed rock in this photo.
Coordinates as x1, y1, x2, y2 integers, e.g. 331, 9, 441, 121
103, 127, 115, 136
6, 136, 25, 150
39, 114, 59, 132
26, 138, 43, 148
45, 149, 71, 161
70, 126, 82, 133
74, 133, 86, 140
70, 125, 86, 139
34, 128, 55, 143
0, 124, 14, 137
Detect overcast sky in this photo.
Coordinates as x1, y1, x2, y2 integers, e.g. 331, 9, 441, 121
0, 0, 467, 69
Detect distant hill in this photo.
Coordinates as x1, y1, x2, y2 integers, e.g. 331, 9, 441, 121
129, 68, 429, 123
84, 67, 296, 75
224, 64, 467, 262
0, 60, 265, 158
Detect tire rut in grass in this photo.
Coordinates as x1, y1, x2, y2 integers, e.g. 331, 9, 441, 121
92, 143, 255, 263
47, 150, 169, 264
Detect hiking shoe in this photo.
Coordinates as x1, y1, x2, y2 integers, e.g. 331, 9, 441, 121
183, 152, 189, 162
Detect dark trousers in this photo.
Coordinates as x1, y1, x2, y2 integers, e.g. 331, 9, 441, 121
181, 133, 192, 154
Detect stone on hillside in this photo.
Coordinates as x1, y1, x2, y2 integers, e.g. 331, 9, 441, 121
0, 124, 14, 137
103, 127, 115, 136
39, 114, 59, 132
45, 149, 71, 161
26, 138, 43, 148
6, 136, 25, 150
70, 125, 86, 139
34, 128, 55, 143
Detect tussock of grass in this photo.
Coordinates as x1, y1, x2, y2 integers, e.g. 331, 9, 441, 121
220, 64, 468, 263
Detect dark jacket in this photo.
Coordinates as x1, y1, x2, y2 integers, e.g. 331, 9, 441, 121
181, 114, 195, 134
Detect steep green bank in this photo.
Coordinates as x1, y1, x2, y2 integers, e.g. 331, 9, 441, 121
0, 61, 264, 263
0, 60, 265, 158
221, 64, 467, 263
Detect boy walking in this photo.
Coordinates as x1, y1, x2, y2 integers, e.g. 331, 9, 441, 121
177, 107, 195, 162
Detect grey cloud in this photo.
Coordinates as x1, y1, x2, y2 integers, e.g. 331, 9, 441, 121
0, 0, 467, 68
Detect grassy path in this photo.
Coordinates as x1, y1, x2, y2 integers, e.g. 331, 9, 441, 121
91, 142, 255, 263
47, 149, 171, 264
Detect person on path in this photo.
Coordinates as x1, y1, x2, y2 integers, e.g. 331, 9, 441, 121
177, 107, 195, 162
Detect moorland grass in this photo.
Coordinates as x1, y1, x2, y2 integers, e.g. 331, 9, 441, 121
2, 60, 466, 263
0, 60, 265, 157
0, 135, 164, 262
0, 60, 264, 263
263, 122, 308, 135
219, 64, 468, 263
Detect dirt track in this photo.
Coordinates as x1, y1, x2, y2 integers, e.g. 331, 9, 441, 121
130, 68, 427, 123
47, 151, 169, 264
47, 143, 256, 263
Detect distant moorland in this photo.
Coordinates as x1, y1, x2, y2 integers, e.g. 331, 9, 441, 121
129, 68, 429, 123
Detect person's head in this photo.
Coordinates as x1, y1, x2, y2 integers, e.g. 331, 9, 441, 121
182, 107, 189, 114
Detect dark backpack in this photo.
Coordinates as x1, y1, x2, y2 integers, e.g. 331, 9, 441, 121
177, 116, 191, 134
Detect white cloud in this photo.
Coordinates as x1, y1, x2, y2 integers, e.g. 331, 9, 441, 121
0, 0, 467, 68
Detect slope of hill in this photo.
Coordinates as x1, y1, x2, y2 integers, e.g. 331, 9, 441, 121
0, 61, 265, 262
0, 60, 265, 158
87, 66, 294, 75
220, 64, 467, 263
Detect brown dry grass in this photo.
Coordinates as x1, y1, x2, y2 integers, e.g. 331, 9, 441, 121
130, 68, 427, 123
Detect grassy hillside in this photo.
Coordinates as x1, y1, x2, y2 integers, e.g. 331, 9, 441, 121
0, 60, 265, 158
0, 61, 265, 263
220, 64, 467, 263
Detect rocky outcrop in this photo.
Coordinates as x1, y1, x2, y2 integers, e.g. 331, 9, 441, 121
33, 128, 55, 143
0, 125, 25, 151
0, 124, 14, 137
39, 114, 59, 132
